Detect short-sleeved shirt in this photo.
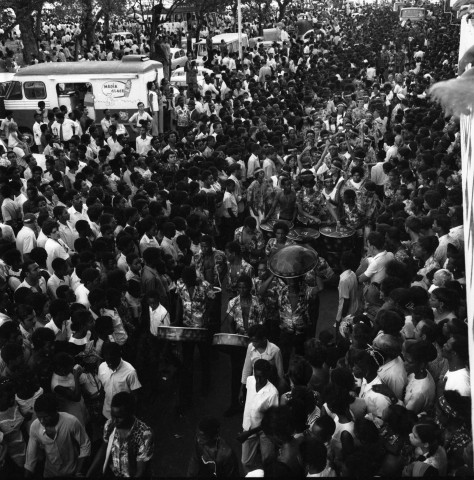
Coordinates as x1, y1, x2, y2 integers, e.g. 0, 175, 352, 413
103, 418, 153, 477
336, 269, 359, 321
243, 376, 279, 431
98, 360, 142, 419
222, 191, 238, 217
363, 250, 394, 284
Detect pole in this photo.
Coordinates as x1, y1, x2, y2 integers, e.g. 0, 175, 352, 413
238, 0, 242, 59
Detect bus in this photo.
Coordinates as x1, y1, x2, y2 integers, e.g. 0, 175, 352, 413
400, 7, 427, 21
3, 56, 163, 133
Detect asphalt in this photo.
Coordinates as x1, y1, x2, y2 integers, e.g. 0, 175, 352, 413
139, 287, 339, 476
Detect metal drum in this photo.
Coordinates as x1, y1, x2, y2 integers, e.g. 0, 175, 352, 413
156, 326, 209, 342
212, 333, 249, 348
287, 227, 321, 243
319, 225, 355, 272
260, 219, 294, 241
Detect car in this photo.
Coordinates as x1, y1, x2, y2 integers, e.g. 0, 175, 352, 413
170, 66, 214, 88
170, 48, 188, 70
109, 32, 135, 47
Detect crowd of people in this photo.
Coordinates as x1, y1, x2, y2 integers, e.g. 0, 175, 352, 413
0, 0, 472, 478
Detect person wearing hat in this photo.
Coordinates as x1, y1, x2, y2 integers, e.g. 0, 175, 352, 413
15, 213, 37, 262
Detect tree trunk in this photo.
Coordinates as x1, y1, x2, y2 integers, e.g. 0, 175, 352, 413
16, 7, 38, 64
103, 11, 110, 37
81, 0, 95, 50
35, 6, 42, 49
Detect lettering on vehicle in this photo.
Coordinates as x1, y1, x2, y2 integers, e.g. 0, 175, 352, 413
102, 80, 132, 98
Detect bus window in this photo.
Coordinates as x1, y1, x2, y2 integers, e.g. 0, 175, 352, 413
24, 81, 47, 100
5, 81, 22, 100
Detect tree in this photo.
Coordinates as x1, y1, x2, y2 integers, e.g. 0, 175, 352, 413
128, 0, 185, 59
241, 0, 274, 35
184, 0, 232, 43
275, 0, 292, 22
0, 0, 44, 63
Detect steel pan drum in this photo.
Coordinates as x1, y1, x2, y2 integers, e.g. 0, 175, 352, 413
268, 244, 319, 278
288, 227, 321, 242
319, 225, 354, 238
212, 333, 249, 348
319, 226, 355, 271
156, 326, 208, 342
260, 219, 294, 233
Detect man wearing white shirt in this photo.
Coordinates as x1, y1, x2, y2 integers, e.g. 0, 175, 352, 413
16, 213, 37, 261
51, 113, 76, 149
101, 109, 112, 136
135, 127, 153, 156
358, 231, 394, 285
442, 335, 470, 397
98, 343, 142, 420
32, 113, 46, 153
128, 102, 153, 134
147, 290, 170, 336
43, 220, 70, 274
67, 193, 88, 228
240, 325, 283, 388
47, 257, 71, 299
54, 205, 78, 252
241, 359, 278, 474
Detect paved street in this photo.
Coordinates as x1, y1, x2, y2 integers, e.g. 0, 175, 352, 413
139, 287, 338, 476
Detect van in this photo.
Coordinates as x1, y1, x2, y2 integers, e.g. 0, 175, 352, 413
399, 7, 427, 22
3, 55, 163, 134
0, 72, 15, 118
195, 33, 249, 61
249, 28, 283, 50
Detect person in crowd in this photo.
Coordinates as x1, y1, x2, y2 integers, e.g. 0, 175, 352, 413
87, 391, 153, 477
24, 393, 90, 477
239, 359, 279, 474
187, 416, 239, 477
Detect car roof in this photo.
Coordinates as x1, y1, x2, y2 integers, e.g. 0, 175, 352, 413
173, 66, 212, 74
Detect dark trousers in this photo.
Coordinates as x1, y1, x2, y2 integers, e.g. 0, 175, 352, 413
229, 347, 246, 406
307, 294, 320, 339
179, 340, 211, 407
218, 217, 237, 250
280, 330, 306, 373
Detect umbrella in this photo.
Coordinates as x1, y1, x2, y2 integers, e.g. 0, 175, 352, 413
269, 245, 319, 279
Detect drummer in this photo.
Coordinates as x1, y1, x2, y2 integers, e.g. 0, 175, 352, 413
233, 217, 266, 269
262, 177, 297, 226
193, 235, 226, 328
295, 172, 326, 227
221, 241, 254, 321
176, 265, 215, 412
277, 276, 310, 372
264, 221, 296, 259
252, 262, 286, 345
223, 274, 263, 417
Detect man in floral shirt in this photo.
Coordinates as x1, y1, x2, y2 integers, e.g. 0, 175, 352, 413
176, 265, 216, 411
88, 392, 153, 477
